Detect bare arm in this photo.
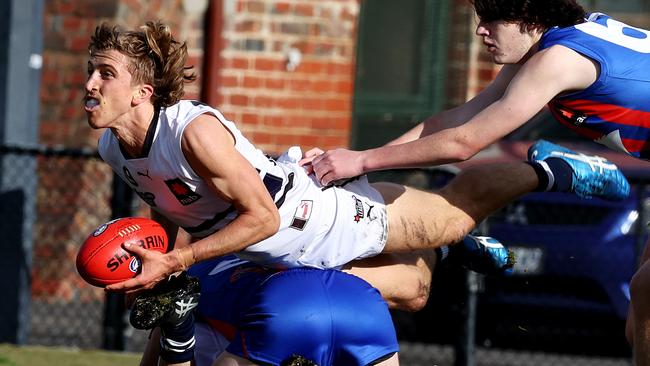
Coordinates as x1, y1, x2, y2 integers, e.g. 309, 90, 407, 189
386, 64, 519, 147
178, 114, 280, 264
106, 114, 280, 292
370, 46, 599, 166
310, 45, 599, 185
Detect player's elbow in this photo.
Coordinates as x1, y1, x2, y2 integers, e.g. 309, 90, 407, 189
258, 206, 281, 238
449, 135, 482, 162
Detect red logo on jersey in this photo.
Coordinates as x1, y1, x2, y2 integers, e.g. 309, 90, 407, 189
290, 200, 313, 230
164, 178, 202, 205
353, 196, 364, 222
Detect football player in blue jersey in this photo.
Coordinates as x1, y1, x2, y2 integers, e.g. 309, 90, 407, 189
139, 236, 514, 366
135, 235, 511, 366
306, 0, 650, 362
190, 256, 401, 366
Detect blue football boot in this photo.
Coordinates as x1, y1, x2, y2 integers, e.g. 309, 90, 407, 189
528, 139, 630, 201
449, 235, 515, 275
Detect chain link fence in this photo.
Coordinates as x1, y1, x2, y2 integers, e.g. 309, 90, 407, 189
0, 146, 150, 351
0, 147, 638, 365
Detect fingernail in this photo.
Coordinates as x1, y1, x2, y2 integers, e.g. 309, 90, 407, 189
124, 242, 131, 248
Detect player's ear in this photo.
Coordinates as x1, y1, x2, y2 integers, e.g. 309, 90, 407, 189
133, 83, 154, 106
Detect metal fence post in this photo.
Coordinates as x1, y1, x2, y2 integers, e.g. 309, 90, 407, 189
0, 0, 43, 345
455, 220, 489, 366
455, 270, 479, 366
102, 173, 134, 350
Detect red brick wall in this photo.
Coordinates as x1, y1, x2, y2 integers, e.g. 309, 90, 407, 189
446, 0, 501, 101
444, 0, 474, 108
207, 0, 359, 155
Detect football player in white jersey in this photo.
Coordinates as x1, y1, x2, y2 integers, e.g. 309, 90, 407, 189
84, 21, 627, 293
83, 21, 630, 364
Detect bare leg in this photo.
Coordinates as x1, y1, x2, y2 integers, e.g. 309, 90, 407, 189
213, 352, 259, 365
140, 326, 193, 366
160, 360, 193, 366
375, 353, 400, 366
343, 250, 436, 312
378, 162, 537, 252
140, 327, 162, 366
628, 238, 650, 365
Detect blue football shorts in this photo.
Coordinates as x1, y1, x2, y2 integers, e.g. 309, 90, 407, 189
190, 258, 398, 366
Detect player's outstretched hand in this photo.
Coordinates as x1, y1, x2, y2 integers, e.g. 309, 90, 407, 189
105, 242, 176, 293
309, 148, 365, 186
299, 147, 324, 175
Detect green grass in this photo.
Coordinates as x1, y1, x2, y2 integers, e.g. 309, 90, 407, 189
0, 344, 141, 366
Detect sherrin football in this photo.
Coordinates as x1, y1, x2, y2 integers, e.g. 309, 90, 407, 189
76, 217, 168, 287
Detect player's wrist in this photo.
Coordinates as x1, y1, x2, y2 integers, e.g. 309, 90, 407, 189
174, 246, 195, 271
359, 149, 376, 174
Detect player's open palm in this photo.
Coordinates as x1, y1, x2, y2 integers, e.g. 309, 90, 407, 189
311, 148, 365, 186
105, 243, 175, 293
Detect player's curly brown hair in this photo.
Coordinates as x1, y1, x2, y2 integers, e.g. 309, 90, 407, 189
471, 0, 586, 32
88, 21, 196, 107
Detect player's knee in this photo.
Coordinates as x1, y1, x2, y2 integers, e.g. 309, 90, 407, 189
400, 292, 428, 312
389, 276, 430, 312
445, 219, 474, 247
625, 315, 634, 346
630, 263, 650, 308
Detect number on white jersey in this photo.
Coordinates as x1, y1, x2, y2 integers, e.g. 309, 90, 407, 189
576, 13, 650, 53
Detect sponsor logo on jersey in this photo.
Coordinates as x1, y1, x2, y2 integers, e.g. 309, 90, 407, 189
290, 200, 313, 230
366, 204, 377, 221
137, 170, 153, 180
165, 178, 202, 205
353, 195, 364, 222
135, 190, 157, 207
123, 166, 138, 186
556, 104, 588, 127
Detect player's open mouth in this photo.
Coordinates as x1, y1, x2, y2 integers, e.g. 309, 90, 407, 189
85, 97, 100, 112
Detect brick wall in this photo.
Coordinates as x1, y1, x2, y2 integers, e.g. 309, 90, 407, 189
444, 0, 474, 108
446, 0, 500, 102
208, 0, 359, 155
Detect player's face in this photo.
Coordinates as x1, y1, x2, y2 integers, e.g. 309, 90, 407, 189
84, 49, 141, 129
475, 20, 541, 64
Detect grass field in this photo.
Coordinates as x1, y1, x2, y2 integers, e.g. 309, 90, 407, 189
0, 344, 141, 366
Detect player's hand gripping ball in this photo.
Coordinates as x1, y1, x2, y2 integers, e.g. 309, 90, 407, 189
76, 217, 168, 287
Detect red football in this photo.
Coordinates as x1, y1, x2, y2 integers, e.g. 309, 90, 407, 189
76, 217, 169, 287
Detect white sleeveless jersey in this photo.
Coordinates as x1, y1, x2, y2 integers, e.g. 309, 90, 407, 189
98, 100, 387, 268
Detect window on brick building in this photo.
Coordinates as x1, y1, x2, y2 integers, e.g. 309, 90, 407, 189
351, 0, 449, 150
